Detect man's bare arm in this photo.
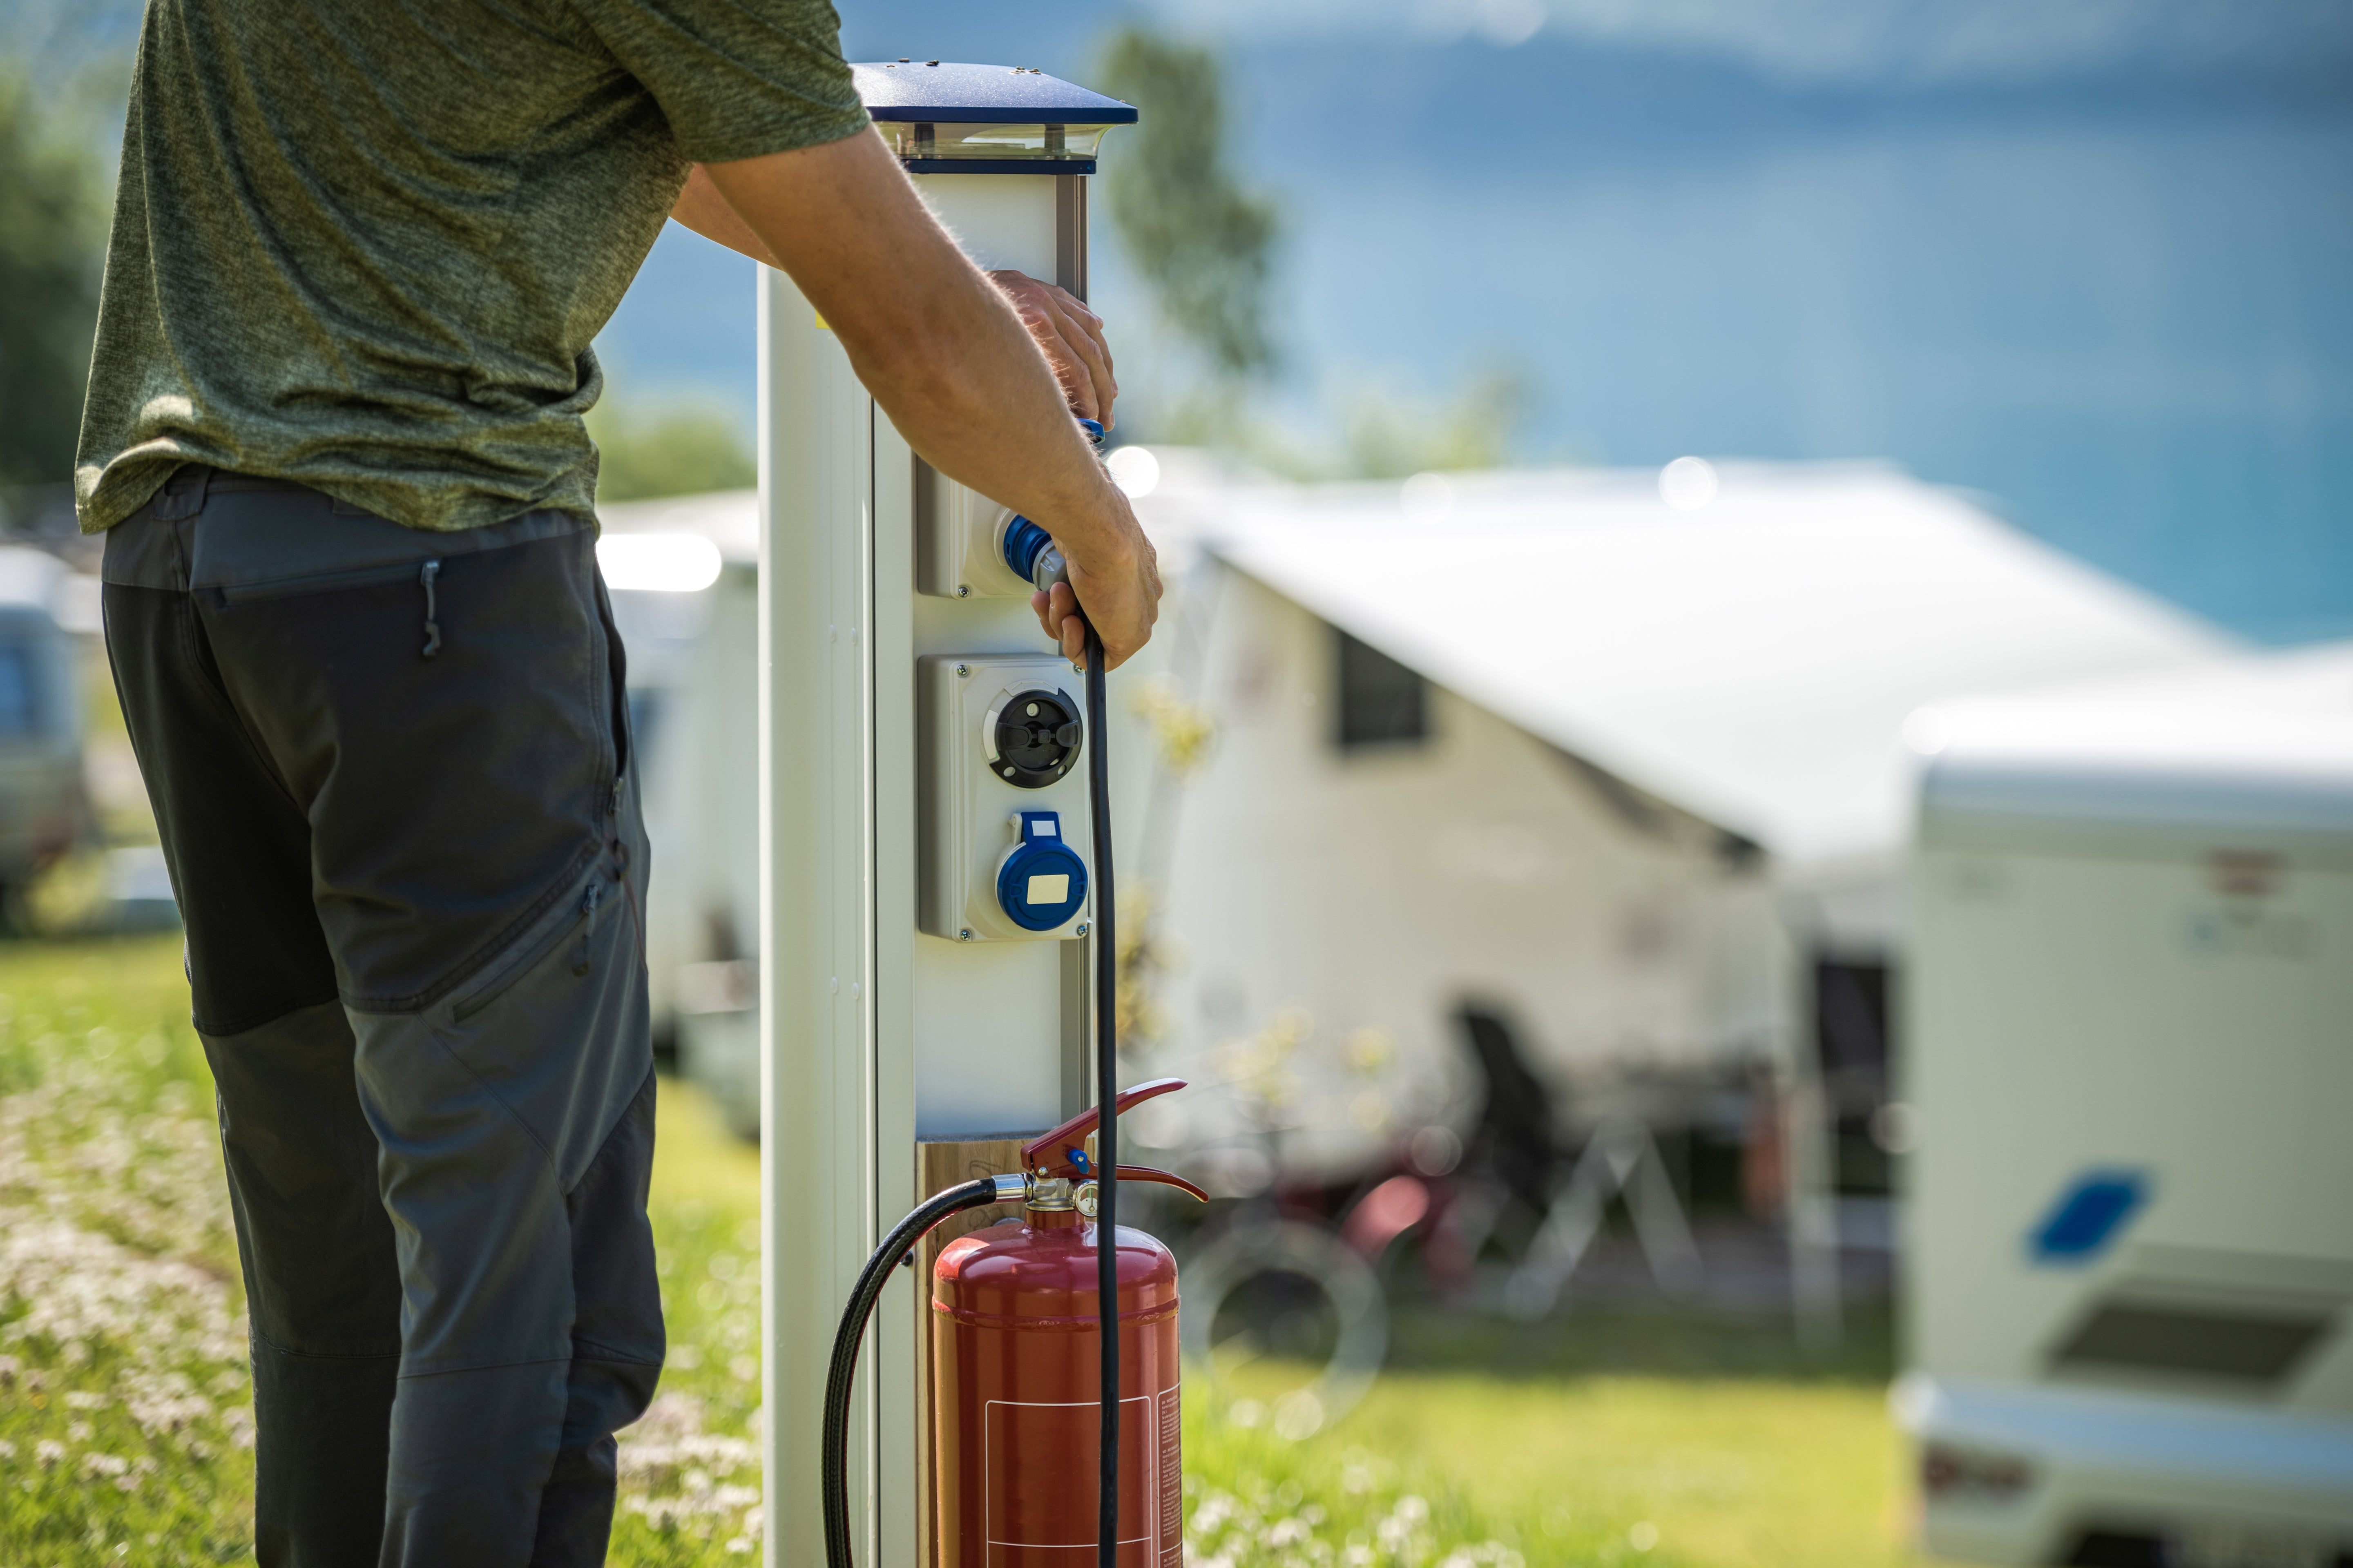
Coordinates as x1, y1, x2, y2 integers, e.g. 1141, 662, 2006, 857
676, 140, 1153, 665
671, 167, 1117, 425
671, 165, 778, 268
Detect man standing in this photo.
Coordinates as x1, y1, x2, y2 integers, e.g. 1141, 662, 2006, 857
76, 0, 1158, 1561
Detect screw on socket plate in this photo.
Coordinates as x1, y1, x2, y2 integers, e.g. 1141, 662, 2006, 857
958, 928, 973, 941
1074, 922, 1089, 937
955, 663, 971, 677
955, 586, 971, 598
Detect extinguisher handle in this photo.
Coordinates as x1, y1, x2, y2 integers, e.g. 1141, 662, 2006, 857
1112, 1164, 1209, 1203
1022, 1077, 1187, 1175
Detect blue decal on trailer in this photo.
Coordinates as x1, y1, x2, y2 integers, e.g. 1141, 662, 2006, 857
2028, 1171, 2149, 1264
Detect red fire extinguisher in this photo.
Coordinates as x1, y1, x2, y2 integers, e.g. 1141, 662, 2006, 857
817, 1080, 1203, 1568
932, 1082, 1207, 1568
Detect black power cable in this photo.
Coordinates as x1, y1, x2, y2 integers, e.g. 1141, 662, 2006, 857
1082, 620, 1119, 1568
821, 1175, 1005, 1568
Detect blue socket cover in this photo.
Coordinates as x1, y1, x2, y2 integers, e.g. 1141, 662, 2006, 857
996, 811, 1087, 932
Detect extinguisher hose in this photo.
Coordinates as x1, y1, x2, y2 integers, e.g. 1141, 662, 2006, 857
821, 1175, 1006, 1568
1082, 619, 1121, 1568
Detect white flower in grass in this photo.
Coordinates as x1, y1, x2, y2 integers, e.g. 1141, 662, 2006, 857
1265, 1516, 1313, 1548
1190, 1491, 1237, 1535
79, 1451, 129, 1481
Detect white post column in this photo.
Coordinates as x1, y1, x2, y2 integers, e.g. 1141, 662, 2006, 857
758, 267, 886, 1568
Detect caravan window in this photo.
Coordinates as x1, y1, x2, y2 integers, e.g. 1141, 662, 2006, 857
1334, 630, 1427, 751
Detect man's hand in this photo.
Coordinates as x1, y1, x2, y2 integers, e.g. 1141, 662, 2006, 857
1031, 508, 1161, 670
680, 137, 1161, 668
988, 271, 1116, 430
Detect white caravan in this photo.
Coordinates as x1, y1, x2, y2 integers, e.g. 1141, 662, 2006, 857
1132, 461, 2225, 1203
598, 491, 763, 1134
0, 546, 89, 910
1902, 642, 2353, 1566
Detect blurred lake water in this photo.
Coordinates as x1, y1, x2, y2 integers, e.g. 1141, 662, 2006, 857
601, 33, 2353, 644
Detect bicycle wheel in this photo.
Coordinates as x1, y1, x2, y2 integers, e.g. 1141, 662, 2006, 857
1180, 1217, 1388, 1439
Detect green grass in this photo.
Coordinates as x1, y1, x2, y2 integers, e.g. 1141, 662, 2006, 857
0, 934, 1931, 1566
0, 936, 252, 1564
0, 934, 767, 1565
1210, 1369, 1912, 1568
1193, 1307, 1916, 1568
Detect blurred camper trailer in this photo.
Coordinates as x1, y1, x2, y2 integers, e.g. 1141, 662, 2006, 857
598, 491, 762, 1135
1126, 462, 2224, 1262
1902, 643, 2353, 1566
0, 546, 88, 911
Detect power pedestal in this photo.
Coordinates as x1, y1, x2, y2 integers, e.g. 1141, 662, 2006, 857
756, 62, 1136, 1568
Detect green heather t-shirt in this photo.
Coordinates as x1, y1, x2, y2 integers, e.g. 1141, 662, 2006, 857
74, 0, 869, 535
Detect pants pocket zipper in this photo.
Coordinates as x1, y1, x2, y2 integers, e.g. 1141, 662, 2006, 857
420, 560, 442, 658
572, 879, 601, 978
450, 858, 607, 1023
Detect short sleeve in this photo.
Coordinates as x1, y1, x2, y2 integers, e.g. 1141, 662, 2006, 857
566, 0, 869, 164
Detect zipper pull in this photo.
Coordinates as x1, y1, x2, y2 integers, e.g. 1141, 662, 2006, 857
572, 879, 601, 977
420, 560, 442, 658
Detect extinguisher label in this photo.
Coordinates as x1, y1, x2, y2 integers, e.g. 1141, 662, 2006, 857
983, 1394, 1162, 1565
1158, 1387, 1182, 1568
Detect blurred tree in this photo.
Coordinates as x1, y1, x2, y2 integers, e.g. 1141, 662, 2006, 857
1339, 366, 1532, 479
1095, 27, 1279, 396
1092, 29, 1538, 480
586, 397, 756, 502
0, 72, 105, 492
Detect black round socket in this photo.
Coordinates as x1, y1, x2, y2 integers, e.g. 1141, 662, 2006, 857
991, 689, 1082, 787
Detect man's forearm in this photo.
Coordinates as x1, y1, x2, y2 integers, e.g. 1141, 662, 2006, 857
696, 134, 1139, 589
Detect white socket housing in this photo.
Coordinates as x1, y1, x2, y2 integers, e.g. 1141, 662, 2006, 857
916, 468, 1033, 599
918, 653, 1094, 941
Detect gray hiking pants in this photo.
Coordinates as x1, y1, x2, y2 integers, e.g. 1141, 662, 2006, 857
102, 466, 665, 1566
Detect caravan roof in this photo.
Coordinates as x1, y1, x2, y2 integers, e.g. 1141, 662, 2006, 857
1187, 463, 2229, 869
1918, 639, 2353, 842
